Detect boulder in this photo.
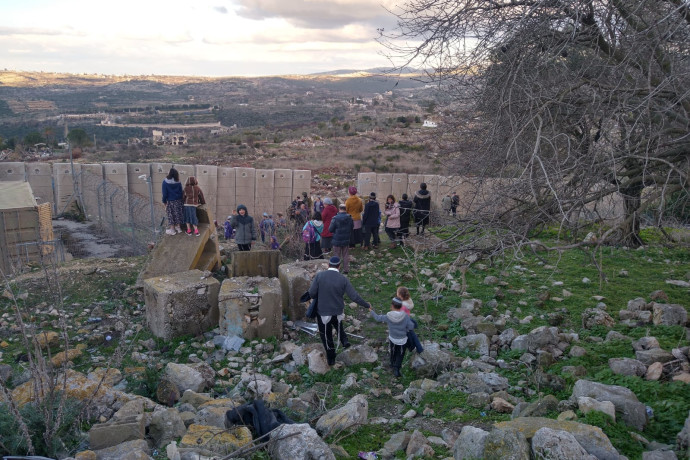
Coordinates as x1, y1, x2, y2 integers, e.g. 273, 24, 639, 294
278, 259, 327, 320
218, 276, 282, 339
179, 424, 252, 455
531, 427, 597, 460
382, 431, 411, 457
641, 450, 679, 460
268, 423, 335, 460
512, 395, 559, 419
163, 363, 208, 393
406, 429, 434, 457
676, 410, 690, 451
494, 417, 621, 460
636, 348, 675, 366
577, 396, 616, 421
336, 344, 379, 365
483, 428, 530, 460
88, 415, 146, 450
571, 380, 647, 430
92, 439, 150, 460
316, 394, 368, 436
632, 336, 660, 351
149, 408, 186, 448
457, 334, 490, 357
609, 358, 647, 377
143, 269, 220, 340
652, 303, 687, 326
409, 342, 459, 377
308, 349, 330, 374
582, 309, 615, 329
453, 425, 489, 460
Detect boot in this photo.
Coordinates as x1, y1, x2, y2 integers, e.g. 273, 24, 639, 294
326, 349, 336, 366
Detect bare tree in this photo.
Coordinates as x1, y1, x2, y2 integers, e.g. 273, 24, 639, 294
381, 0, 690, 247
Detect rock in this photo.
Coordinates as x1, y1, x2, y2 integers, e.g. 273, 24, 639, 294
194, 405, 230, 428
498, 328, 518, 348
649, 290, 669, 302
336, 344, 378, 365
677, 410, 690, 451
495, 417, 621, 460
406, 429, 434, 457
35, 330, 60, 348
149, 408, 186, 448
156, 378, 181, 406
75, 450, 97, 460
605, 331, 630, 342
453, 425, 489, 460
512, 395, 559, 418
88, 368, 123, 387
581, 309, 615, 329
609, 358, 647, 377
491, 397, 514, 413
278, 259, 327, 320
571, 380, 647, 430
316, 394, 368, 436
672, 372, 690, 384
179, 424, 252, 455
467, 392, 490, 409
409, 342, 458, 377
531, 427, 597, 460
645, 362, 664, 381
308, 349, 330, 374
92, 439, 150, 460
143, 270, 220, 340
633, 336, 660, 351
569, 346, 586, 357
88, 415, 146, 450
636, 348, 675, 366
382, 431, 411, 456
164, 363, 208, 393
577, 396, 616, 421
268, 423, 335, 460
457, 334, 490, 357
642, 451, 679, 460
179, 389, 212, 408
218, 276, 282, 339
652, 303, 688, 326
484, 276, 499, 285
483, 428, 530, 459
51, 347, 83, 367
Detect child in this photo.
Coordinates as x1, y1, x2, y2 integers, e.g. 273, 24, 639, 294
270, 235, 280, 250
223, 216, 234, 240
369, 297, 417, 377
182, 176, 205, 236
397, 286, 424, 353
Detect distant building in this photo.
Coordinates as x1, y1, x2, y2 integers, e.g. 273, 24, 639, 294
423, 120, 438, 128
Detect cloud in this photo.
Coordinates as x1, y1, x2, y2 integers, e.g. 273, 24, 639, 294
0, 26, 81, 37
234, 0, 397, 29
214, 5, 228, 14
204, 23, 376, 45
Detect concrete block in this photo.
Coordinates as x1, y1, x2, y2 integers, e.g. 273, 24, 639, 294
376, 173, 393, 199
407, 174, 425, 197
235, 167, 256, 214
26, 163, 54, 208
278, 260, 329, 320
151, 163, 173, 207
126, 163, 152, 199
391, 173, 408, 200
53, 163, 82, 213
217, 166, 237, 221
173, 164, 195, 184
423, 175, 441, 206
229, 250, 281, 278
358, 173, 377, 197
0, 162, 26, 182
81, 164, 104, 222
255, 169, 275, 215
196, 165, 218, 224
219, 276, 282, 339
143, 270, 220, 340
292, 170, 311, 198
88, 414, 146, 450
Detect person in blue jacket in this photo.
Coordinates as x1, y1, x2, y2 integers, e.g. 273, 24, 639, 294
162, 167, 184, 235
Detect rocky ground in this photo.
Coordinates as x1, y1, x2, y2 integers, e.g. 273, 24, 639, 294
0, 237, 689, 459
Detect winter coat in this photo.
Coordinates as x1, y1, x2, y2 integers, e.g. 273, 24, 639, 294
398, 199, 414, 227
413, 189, 431, 211
345, 195, 363, 221
303, 219, 324, 242
370, 309, 415, 343
362, 200, 380, 228
231, 205, 257, 245
384, 202, 401, 228
162, 178, 183, 204
329, 211, 353, 247
308, 269, 369, 316
320, 204, 338, 237
441, 196, 452, 212
183, 185, 206, 206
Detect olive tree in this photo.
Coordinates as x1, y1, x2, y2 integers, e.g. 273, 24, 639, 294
381, 0, 690, 247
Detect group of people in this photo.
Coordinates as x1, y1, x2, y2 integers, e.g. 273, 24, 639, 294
162, 167, 206, 237
307, 255, 423, 376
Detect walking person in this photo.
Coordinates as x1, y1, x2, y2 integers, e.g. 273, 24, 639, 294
308, 256, 371, 365
398, 193, 414, 241
303, 211, 324, 260
383, 194, 401, 248
345, 186, 364, 248
451, 191, 459, 217
413, 183, 432, 235
162, 167, 184, 235
320, 197, 337, 254
230, 204, 257, 251
369, 297, 417, 377
313, 196, 324, 215
260, 213, 275, 243
442, 193, 452, 216
182, 176, 206, 236
329, 203, 354, 273
361, 192, 381, 250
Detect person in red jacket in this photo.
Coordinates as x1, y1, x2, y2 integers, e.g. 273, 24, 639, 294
319, 197, 338, 254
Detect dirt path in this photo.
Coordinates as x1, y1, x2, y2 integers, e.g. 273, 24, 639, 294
52, 219, 129, 259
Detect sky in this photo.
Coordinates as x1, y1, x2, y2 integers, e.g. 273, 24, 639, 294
0, 0, 402, 77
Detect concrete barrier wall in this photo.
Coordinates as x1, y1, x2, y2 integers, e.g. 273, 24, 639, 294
217, 166, 236, 221
81, 163, 104, 221
26, 163, 54, 206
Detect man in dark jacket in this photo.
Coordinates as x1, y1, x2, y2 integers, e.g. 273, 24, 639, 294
329, 204, 354, 273
361, 192, 380, 249
398, 193, 414, 240
413, 183, 432, 235
308, 256, 370, 365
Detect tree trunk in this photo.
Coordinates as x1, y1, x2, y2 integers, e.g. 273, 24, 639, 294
619, 184, 644, 247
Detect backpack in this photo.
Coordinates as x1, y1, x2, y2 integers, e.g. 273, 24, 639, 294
301, 222, 319, 243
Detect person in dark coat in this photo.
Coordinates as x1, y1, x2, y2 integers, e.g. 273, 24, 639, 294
230, 204, 257, 251
413, 183, 432, 235
329, 203, 354, 273
308, 256, 370, 365
361, 192, 381, 249
162, 167, 184, 235
398, 193, 414, 240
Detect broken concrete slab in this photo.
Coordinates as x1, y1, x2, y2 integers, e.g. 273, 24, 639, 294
219, 276, 282, 339
228, 250, 281, 278
143, 269, 220, 340
278, 259, 328, 320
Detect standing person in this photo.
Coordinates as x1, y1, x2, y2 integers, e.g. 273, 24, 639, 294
302, 192, 313, 217
329, 203, 354, 274
345, 186, 364, 248
276, 212, 287, 228
259, 213, 268, 243
396, 286, 423, 353
451, 191, 459, 217
441, 194, 452, 216
260, 213, 275, 243
413, 182, 432, 235
230, 204, 257, 251
320, 197, 337, 254
162, 167, 184, 235
384, 194, 401, 248
303, 211, 324, 260
182, 176, 206, 236
313, 196, 324, 215
308, 256, 371, 365
398, 193, 414, 241
361, 192, 380, 250
223, 216, 234, 240
369, 297, 417, 377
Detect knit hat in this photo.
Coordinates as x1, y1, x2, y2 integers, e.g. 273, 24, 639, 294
369, 192, 376, 199
323, 197, 333, 205
348, 186, 357, 195
339, 203, 346, 209
392, 297, 403, 307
